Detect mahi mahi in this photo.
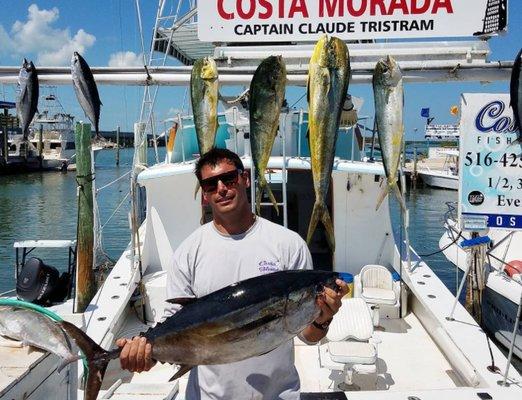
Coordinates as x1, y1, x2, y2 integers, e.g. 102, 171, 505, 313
191, 57, 219, 156
0, 306, 80, 372
59, 270, 338, 400
16, 59, 39, 140
306, 35, 350, 251
71, 52, 102, 139
373, 56, 406, 211
249, 55, 286, 215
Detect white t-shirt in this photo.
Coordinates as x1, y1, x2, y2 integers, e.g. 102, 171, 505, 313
164, 217, 313, 400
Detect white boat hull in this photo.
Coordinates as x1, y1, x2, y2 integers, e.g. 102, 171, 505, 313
418, 170, 459, 190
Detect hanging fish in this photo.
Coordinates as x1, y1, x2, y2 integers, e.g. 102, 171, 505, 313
249, 55, 287, 215
191, 57, 219, 197
71, 52, 102, 139
16, 59, 39, 140
306, 35, 350, 251
373, 56, 406, 211
191, 57, 219, 157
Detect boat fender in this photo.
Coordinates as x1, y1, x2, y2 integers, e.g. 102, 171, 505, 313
505, 260, 522, 278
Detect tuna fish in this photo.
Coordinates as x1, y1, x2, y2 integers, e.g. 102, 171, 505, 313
191, 57, 219, 157
71, 52, 102, 138
59, 270, 338, 400
16, 59, 39, 140
510, 48, 522, 144
306, 36, 350, 251
373, 56, 406, 211
249, 55, 287, 215
0, 306, 80, 372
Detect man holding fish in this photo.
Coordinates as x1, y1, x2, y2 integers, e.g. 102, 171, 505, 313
118, 148, 348, 399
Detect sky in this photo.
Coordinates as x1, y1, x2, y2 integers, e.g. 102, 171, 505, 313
0, 1, 521, 139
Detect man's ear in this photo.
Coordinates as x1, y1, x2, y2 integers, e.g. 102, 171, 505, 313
202, 190, 209, 202
243, 171, 251, 188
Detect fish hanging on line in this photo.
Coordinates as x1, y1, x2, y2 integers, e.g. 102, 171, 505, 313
306, 35, 350, 251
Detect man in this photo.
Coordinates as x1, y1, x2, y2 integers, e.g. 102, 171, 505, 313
117, 148, 347, 399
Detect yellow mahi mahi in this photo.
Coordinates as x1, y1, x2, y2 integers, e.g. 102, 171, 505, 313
306, 35, 350, 251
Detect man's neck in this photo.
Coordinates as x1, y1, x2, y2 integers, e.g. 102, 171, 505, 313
213, 206, 256, 235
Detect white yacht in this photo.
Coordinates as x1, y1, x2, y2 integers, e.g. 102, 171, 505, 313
417, 148, 459, 191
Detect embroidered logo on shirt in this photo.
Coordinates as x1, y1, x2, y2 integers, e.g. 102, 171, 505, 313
258, 260, 282, 274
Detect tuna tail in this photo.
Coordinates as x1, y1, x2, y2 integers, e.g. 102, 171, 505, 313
255, 175, 279, 216
376, 182, 405, 212
58, 320, 120, 400
306, 201, 335, 251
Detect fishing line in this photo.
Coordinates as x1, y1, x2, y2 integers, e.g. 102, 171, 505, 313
417, 230, 463, 257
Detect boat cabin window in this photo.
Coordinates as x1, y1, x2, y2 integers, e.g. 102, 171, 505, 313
202, 168, 333, 270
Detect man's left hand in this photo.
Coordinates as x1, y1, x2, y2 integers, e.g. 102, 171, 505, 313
315, 279, 349, 324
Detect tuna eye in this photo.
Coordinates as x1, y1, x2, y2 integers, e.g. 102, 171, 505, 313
315, 283, 324, 293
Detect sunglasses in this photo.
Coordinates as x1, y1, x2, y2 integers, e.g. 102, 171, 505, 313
200, 169, 243, 193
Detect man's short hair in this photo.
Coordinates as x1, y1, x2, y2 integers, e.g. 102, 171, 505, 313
195, 147, 244, 182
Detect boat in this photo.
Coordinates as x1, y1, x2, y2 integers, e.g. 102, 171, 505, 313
0, 2, 520, 399
416, 148, 459, 190
2, 87, 101, 173
440, 203, 522, 360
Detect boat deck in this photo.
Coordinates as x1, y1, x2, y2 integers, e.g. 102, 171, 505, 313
296, 312, 461, 393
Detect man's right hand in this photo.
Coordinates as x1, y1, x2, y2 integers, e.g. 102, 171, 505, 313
116, 336, 156, 372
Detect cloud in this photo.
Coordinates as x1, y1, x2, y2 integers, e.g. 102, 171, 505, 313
0, 4, 95, 65
108, 51, 144, 67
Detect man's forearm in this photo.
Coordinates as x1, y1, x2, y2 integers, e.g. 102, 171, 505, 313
300, 323, 328, 344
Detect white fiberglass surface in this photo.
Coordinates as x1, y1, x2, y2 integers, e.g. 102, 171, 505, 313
295, 311, 461, 393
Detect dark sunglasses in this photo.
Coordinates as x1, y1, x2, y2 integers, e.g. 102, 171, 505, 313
200, 169, 243, 193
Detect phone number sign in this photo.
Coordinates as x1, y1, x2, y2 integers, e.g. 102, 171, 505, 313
459, 93, 522, 230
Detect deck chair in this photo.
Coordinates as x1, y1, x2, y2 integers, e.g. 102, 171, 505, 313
354, 264, 400, 320
322, 297, 380, 389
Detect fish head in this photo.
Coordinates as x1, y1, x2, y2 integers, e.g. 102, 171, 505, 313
285, 270, 339, 299
200, 57, 218, 80
252, 55, 286, 93
374, 56, 402, 87
313, 35, 348, 70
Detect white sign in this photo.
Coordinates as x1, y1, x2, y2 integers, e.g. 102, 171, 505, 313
459, 93, 522, 231
197, 0, 506, 42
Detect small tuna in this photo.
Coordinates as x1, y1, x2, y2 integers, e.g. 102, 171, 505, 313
373, 56, 406, 211
306, 35, 350, 251
249, 55, 287, 215
71, 52, 102, 138
0, 306, 80, 372
59, 270, 338, 400
16, 59, 39, 139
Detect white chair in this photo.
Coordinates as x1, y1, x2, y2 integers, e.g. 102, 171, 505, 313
354, 264, 400, 320
321, 298, 380, 389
